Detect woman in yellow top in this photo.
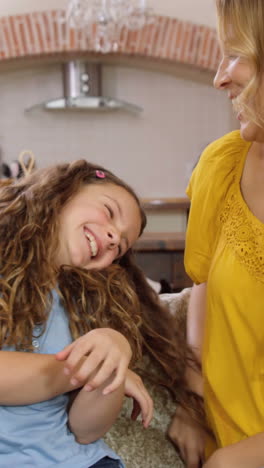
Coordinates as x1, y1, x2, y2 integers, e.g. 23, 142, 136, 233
168, 1, 264, 467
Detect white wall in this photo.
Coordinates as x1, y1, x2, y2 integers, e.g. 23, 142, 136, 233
0, 0, 233, 233
0, 0, 217, 27
0, 63, 232, 198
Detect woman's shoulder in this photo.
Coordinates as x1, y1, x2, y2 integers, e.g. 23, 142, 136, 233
188, 131, 249, 200
185, 131, 249, 283
198, 130, 247, 173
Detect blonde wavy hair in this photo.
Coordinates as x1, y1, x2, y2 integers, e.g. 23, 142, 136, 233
216, 0, 264, 126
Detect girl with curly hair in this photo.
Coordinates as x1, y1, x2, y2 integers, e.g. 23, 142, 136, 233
0, 159, 195, 468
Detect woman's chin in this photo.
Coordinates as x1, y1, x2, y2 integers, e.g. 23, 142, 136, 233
239, 121, 256, 142
240, 121, 264, 143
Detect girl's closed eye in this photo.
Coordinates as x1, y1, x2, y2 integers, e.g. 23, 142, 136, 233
105, 204, 114, 218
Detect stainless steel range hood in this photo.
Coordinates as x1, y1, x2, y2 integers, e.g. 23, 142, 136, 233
26, 61, 143, 113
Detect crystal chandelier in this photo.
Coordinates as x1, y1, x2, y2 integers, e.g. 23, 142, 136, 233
66, 0, 155, 53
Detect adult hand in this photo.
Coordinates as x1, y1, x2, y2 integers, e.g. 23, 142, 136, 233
124, 369, 153, 428
168, 404, 206, 468
56, 328, 132, 394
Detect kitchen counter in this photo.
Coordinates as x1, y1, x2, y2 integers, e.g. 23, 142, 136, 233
134, 231, 186, 252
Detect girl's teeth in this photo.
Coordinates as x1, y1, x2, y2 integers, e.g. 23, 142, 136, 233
84, 231, 98, 257
90, 240, 97, 257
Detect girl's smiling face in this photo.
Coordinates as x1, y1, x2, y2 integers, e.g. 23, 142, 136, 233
56, 182, 142, 270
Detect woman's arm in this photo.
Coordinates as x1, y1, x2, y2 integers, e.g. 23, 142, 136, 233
203, 433, 264, 468
185, 282, 207, 396
168, 283, 207, 468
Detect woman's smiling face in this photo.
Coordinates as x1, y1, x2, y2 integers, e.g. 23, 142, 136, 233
214, 39, 264, 142
56, 182, 142, 270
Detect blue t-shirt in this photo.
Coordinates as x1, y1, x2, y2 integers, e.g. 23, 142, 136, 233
0, 291, 124, 468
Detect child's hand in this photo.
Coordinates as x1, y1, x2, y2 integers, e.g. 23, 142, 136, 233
124, 369, 153, 428
56, 328, 132, 394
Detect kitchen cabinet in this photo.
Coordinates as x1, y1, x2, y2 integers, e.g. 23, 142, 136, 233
134, 199, 192, 292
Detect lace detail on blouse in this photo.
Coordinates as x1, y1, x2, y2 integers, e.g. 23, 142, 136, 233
219, 190, 264, 283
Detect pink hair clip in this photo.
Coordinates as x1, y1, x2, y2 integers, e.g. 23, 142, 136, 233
95, 170, 106, 179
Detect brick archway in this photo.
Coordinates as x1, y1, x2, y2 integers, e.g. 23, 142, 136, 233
0, 11, 220, 71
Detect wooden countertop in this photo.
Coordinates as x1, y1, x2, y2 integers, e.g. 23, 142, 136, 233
141, 197, 190, 212
134, 232, 186, 252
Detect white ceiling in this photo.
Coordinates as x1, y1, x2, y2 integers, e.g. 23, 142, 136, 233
0, 0, 217, 28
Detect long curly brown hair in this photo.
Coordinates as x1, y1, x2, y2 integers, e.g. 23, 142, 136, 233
0, 159, 203, 425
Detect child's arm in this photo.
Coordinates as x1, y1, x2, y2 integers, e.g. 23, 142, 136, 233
68, 369, 153, 444
68, 372, 125, 444
0, 328, 132, 405
0, 351, 80, 404
203, 433, 264, 468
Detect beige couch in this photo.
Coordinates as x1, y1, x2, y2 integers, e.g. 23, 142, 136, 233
104, 288, 191, 468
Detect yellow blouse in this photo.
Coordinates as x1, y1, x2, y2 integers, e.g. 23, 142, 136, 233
185, 131, 264, 457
